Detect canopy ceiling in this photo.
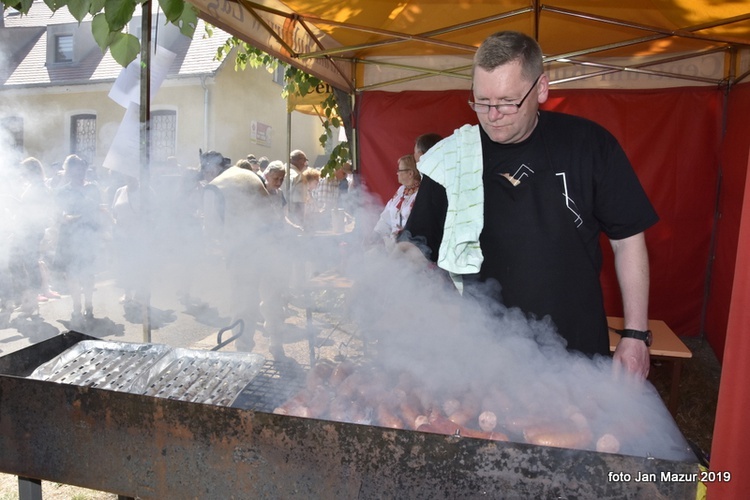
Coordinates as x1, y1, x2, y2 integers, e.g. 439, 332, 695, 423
188, 0, 750, 92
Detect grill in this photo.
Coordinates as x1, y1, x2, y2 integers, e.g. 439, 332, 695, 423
28, 340, 267, 407
0, 332, 699, 499
230, 359, 307, 412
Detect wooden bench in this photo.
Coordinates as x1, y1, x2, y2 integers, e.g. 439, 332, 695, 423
607, 317, 692, 416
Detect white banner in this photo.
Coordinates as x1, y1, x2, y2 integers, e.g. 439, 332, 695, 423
108, 46, 177, 108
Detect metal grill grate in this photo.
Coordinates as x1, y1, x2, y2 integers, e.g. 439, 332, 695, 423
28, 341, 266, 407
231, 360, 308, 412
29, 341, 171, 392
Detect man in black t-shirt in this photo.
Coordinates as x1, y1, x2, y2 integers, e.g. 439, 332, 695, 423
400, 31, 657, 379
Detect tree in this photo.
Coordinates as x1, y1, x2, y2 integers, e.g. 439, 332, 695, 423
2, 0, 350, 174
2, 0, 197, 67
216, 37, 349, 176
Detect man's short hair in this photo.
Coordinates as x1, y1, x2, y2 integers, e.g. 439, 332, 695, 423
290, 150, 307, 163
473, 31, 544, 81
264, 160, 286, 176
415, 133, 443, 155
200, 150, 231, 172
235, 159, 253, 170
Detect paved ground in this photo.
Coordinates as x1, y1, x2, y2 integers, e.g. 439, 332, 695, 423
0, 264, 364, 499
0, 269, 360, 365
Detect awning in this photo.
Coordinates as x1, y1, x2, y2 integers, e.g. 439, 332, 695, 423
188, 0, 750, 91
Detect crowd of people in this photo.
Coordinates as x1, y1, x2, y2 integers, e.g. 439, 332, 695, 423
1, 155, 104, 323
0, 147, 356, 360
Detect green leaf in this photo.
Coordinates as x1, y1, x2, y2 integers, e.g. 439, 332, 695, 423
14, 0, 35, 14
104, 0, 136, 33
109, 31, 140, 67
67, 0, 92, 22
43, 0, 68, 13
174, 4, 197, 38
158, 0, 183, 23
89, 0, 105, 15
91, 13, 116, 51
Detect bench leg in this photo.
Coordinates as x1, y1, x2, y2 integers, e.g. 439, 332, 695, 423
668, 359, 684, 416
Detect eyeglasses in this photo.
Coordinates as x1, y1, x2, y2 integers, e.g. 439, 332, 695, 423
468, 74, 541, 115
397, 169, 412, 173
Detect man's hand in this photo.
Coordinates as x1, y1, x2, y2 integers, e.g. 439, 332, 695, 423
613, 337, 650, 380
392, 241, 431, 266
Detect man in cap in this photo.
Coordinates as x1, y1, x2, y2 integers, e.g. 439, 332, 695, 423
201, 149, 285, 358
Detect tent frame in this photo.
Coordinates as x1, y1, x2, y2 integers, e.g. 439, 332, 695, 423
227, 0, 750, 90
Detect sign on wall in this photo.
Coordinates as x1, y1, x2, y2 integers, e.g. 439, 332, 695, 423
251, 121, 272, 147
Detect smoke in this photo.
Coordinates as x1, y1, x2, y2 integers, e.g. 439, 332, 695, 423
340, 230, 693, 462
0, 146, 692, 462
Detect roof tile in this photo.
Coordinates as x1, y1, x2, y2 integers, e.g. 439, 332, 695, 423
2, 1, 229, 88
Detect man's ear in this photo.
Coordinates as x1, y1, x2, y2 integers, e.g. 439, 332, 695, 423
537, 74, 550, 104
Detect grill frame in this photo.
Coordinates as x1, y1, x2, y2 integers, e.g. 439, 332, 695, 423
0, 332, 699, 499
27, 338, 267, 407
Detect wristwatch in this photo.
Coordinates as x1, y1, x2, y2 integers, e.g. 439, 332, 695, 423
615, 328, 653, 347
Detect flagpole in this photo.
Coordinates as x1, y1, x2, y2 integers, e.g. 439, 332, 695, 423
139, 0, 152, 343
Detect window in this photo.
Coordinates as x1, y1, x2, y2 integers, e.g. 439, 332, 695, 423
272, 64, 286, 86
55, 34, 74, 63
151, 110, 177, 163
70, 114, 96, 165
1, 116, 24, 151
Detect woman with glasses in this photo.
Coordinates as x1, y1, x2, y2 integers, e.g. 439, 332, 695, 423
370, 154, 420, 249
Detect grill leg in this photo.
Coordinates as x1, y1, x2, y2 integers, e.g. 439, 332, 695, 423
18, 477, 41, 500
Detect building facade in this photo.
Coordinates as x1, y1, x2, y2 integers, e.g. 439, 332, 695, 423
0, 2, 326, 176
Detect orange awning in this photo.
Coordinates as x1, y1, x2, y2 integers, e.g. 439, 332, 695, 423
188, 0, 750, 91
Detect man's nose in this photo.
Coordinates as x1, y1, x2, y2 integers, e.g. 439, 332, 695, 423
487, 106, 506, 120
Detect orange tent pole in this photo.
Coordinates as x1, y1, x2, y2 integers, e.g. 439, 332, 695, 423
708, 149, 750, 498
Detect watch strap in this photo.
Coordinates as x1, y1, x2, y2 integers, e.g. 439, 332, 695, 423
613, 328, 652, 347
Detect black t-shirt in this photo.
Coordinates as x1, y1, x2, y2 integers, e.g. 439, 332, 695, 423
402, 111, 658, 354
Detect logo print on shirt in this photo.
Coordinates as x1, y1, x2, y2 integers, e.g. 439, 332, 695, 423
501, 164, 535, 186
556, 172, 583, 227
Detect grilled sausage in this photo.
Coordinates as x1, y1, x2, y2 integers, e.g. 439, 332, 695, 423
596, 433, 621, 454
419, 410, 508, 441
448, 404, 480, 427
330, 360, 356, 387
478, 410, 498, 432
306, 360, 335, 390
399, 396, 424, 430
441, 398, 461, 418
427, 409, 461, 435
458, 427, 509, 442
376, 403, 405, 429
523, 422, 593, 449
